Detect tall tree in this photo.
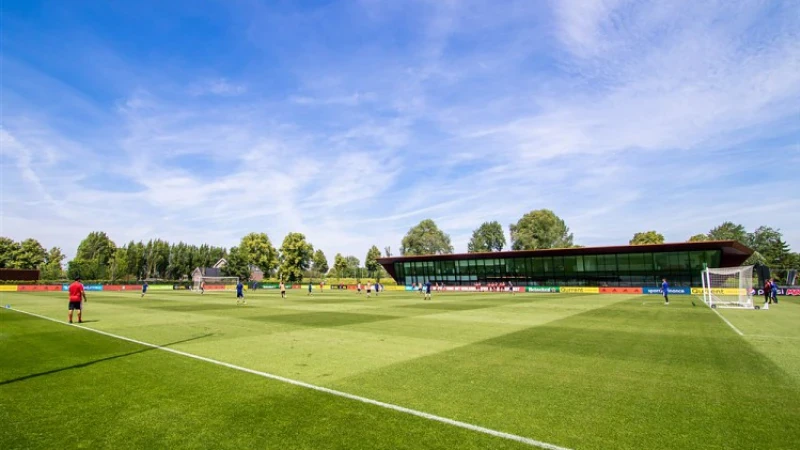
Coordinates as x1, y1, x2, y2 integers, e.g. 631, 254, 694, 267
333, 253, 348, 279
312, 249, 329, 277
707, 222, 748, 244
688, 234, 709, 242
109, 248, 128, 281
222, 246, 252, 281
747, 226, 782, 254
14, 238, 47, 269
629, 231, 665, 245
0, 237, 20, 268
510, 209, 574, 250
76, 231, 116, 266
400, 219, 454, 256
467, 221, 506, 253
365, 245, 382, 276
239, 232, 278, 276
345, 256, 361, 278
278, 233, 314, 282
40, 247, 66, 279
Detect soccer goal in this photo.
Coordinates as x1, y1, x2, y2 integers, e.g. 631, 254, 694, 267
701, 265, 755, 309
192, 275, 239, 292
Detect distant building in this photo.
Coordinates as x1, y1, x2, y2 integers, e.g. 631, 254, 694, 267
191, 258, 265, 281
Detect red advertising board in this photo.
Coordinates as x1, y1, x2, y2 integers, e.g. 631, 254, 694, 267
17, 285, 62, 292
103, 285, 143, 291
599, 287, 643, 294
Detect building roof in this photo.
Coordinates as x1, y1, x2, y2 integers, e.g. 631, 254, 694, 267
377, 241, 754, 280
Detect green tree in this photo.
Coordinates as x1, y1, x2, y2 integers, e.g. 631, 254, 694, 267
333, 253, 348, 279
222, 246, 252, 281
312, 249, 329, 277
688, 234, 709, 242
707, 222, 748, 244
383, 246, 392, 257
14, 238, 47, 269
40, 247, 66, 279
0, 237, 21, 268
747, 226, 782, 254
510, 209, 574, 250
126, 241, 145, 279
239, 232, 278, 276
400, 219, 454, 256
67, 258, 102, 280
109, 248, 128, 281
278, 233, 314, 282
76, 231, 116, 267
467, 221, 506, 253
629, 231, 665, 245
365, 245, 382, 276
345, 256, 361, 278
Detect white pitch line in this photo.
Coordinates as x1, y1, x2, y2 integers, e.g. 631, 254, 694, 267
6, 307, 571, 450
708, 307, 744, 336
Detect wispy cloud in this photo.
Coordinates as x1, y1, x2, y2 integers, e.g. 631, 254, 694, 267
1, 0, 798, 262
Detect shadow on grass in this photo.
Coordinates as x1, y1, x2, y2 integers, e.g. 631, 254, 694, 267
0, 333, 214, 387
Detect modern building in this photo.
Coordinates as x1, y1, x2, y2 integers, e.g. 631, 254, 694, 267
377, 241, 753, 287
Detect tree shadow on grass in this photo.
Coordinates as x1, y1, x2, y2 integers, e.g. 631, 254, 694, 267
0, 333, 213, 387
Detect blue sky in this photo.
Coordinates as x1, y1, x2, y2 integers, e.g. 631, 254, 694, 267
1, 0, 798, 262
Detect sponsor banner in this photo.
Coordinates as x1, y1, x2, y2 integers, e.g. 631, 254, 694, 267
63, 284, 103, 291
17, 285, 62, 292
261, 283, 279, 289
147, 285, 175, 291
690, 287, 745, 296
103, 285, 145, 291
526, 286, 559, 293
752, 287, 789, 296
644, 287, 692, 295
599, 287, 643, 294
382, 285, 405, 291
785, 288, 800, 296
560, 287, 600, 294
0, 285, 19, 292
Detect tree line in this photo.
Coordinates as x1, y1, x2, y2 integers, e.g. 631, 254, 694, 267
0, 232, 388, 282
2, 210, 797, 282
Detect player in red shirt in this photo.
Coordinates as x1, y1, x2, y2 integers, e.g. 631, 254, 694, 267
68, 277, 87, 324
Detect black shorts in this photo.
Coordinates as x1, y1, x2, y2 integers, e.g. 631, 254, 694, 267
366, 289, 372, 293
237, 292, 244, 298
68, 301, 82, 311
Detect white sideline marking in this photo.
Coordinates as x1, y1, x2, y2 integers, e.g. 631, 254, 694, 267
708, 307, 744, 336
6, 307, 571, 450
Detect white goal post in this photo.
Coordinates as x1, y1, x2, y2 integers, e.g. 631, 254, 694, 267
192, 275, 239, 292
701, 265, 755, 309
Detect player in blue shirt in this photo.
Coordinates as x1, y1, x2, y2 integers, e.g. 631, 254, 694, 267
770, 278, 778, 304
141, 281, 148, 298
308, 281, 313, 296
662, 278, 669, 305
236, 281, 245, 305
424, 281, 432, 300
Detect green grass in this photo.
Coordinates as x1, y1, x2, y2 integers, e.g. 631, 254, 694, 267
1, 290, 799, 449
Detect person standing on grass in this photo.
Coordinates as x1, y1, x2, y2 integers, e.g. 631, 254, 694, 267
236, 280, 245, 305
771, 278, 779, 304
68, 277, 87, 324
141, 281, 148, 298
308, 281, 313, 296
280, 281, 286, 299
366, 280, 372, 298
200, 280, 205, 295
357, 281, 362, 295
424, 280, 432, 300
763, 279, 772, 305
662, 278, 669, 305
319, 280, 324, 293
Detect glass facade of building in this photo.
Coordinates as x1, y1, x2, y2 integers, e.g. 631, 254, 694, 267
391, 250, 723, 287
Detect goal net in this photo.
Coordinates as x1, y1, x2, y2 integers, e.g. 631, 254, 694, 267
701, 266, 755, 309
192, 275, 239, 292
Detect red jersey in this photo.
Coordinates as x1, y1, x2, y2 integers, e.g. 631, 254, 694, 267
69, 282, 84, 302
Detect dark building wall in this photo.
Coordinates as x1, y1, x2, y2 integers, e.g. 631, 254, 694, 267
0, 268, 40, 281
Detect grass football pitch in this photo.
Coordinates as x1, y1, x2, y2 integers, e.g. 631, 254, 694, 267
1, 289, 799, 450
